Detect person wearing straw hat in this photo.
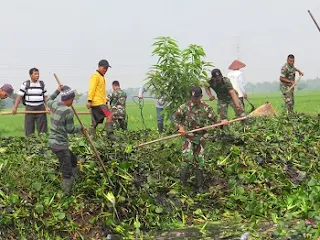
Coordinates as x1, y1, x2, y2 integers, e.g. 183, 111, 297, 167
0, 84, 14, 99
47, 84, 86, 196
227, 60, 248, 110
174, 86, 218, 193
86, 60, 115, 140
279, 54, 303, 114
204, 68, 245, 120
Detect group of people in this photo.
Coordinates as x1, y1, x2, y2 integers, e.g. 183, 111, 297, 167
6, 61, 127, 139
141, 55, 303, 192
0, 54, 302, 194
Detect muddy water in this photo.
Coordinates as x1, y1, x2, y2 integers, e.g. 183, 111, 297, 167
106, 222, 306, 239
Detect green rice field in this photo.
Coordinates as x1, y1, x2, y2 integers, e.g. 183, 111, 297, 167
0, 91, 319, 137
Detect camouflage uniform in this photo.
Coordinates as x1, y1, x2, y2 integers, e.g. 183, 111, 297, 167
174, 100, 217, 169
204, 77, 245, 120
280, 63, 295, 113
107, 89, 127, 130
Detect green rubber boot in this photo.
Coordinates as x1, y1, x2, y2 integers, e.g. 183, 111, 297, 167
195, 169, 204, 193
180, 167, 189, 188
61, 178, 74, 196
106, 122, 117, 140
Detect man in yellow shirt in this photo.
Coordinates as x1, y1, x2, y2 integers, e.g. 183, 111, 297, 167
86, 59, 115, 139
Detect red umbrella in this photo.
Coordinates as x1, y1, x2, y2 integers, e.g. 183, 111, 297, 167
228, 60, 246, 70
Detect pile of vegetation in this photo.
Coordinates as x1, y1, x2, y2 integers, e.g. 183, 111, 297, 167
0, 114, 319, 239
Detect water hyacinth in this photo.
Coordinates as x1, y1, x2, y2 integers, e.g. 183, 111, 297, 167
0, 114, 319, 239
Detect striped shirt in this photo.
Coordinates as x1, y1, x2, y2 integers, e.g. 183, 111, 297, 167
47, 90, 82, 150
18, 80, 48, 106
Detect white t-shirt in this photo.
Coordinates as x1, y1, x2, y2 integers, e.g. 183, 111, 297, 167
227, 70, 246, 97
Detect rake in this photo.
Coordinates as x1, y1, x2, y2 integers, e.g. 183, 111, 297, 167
136, 102, 276, 148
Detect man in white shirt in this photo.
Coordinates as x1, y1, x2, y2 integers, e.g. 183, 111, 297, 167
227, 60, 248, 110
12, 68, 48, 136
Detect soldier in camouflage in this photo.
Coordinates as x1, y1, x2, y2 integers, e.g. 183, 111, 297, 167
279, 54, 303, 114
204, 68, 245, 120
107, 81, 127, 130
174, 86, 223, 193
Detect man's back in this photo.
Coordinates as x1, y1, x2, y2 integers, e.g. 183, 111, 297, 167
228, 70, 244, 98
209, 77, 235, 101
48, 101, 72, 149
110, 89, 127, 108
175, 100, 216, 131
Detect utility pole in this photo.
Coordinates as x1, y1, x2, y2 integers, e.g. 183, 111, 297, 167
236, 36, 240, 60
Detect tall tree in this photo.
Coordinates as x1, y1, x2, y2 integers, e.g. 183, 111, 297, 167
144, 36, 213, 115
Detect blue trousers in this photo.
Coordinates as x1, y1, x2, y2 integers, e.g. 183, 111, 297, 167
156, 107, 173, 132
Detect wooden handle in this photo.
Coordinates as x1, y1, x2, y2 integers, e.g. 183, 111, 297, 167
53, 73, 62, 85
53, 73, 114, 187
136, 116, 248, 148
286, 74, 302, 93
135, 102, 276, 148
1, 111, 90, 115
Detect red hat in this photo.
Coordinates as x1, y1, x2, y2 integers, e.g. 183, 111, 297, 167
228, 60, 246, 70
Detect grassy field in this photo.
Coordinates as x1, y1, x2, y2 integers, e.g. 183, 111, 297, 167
0, 91, 319, 137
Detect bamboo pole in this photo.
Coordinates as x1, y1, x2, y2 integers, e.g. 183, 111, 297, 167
308, 10, 320, 32
286, 74, 303, 93
1, 111, 90, 115
53, 73, 114, 187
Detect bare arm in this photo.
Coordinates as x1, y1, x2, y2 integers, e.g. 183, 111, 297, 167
138, 87, 146, 98
12, 95, 22, 114
294, 67, 304, 76
229, 89, 241, 112
205, 87, 215, 100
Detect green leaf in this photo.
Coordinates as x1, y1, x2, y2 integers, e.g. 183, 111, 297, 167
0, 147, 7, 153
105, 192, 116, 206
8, 194, 19, 204
32, 182, 42, 192
194, 208, 203, 216
125, 145, 132, 153
155, 207, 163, 214
134, 216, 141, 228
54, 212, 65, 220
308, 178, 317, 187
237, 186, 245, 195
36, 204, 44, 214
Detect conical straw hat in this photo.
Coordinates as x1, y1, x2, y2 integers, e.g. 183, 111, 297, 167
229, 60, 246, 70
248, 102, 277, 117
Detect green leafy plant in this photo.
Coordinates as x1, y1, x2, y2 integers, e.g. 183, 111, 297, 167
0, 114, 319, 239
144, 36, 213, 115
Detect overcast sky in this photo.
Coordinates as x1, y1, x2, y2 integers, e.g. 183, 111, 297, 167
0, 0, 319, 93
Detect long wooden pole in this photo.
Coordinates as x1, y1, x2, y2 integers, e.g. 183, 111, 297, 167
1, 111, 90, 115
53, 73, 114, 186
286, 74, 302, 93
136, 116, 248, 147
136, 102, 276, 148
308, 10, 320, 32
